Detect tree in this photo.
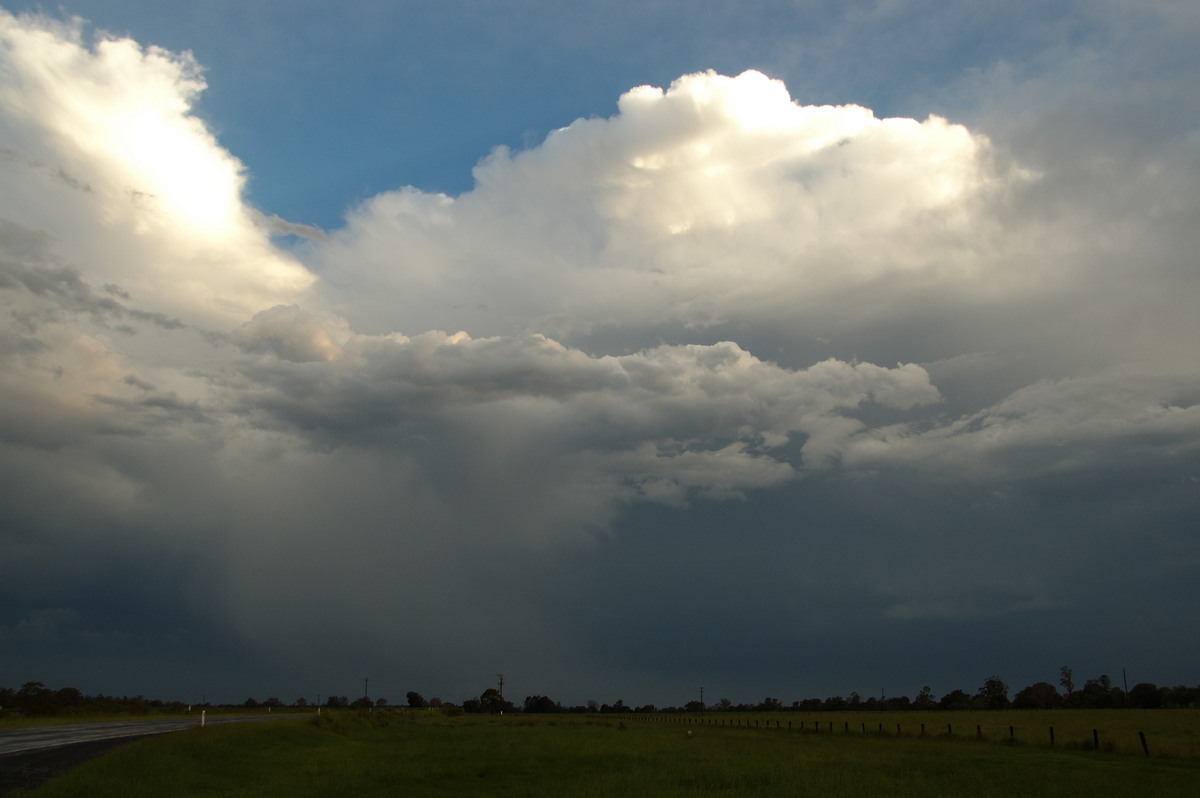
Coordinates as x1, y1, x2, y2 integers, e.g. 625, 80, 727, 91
479, 688, 510, 714
914, 685, 936, 710
14, 682, 57, 714
1164, 685, 1198, 708
1012, 682, 1062, 710
1127, 682, 1162, 709
822, 695, 846, 711
716, 698, 733, 711
939, 689, 972, 710
1059, 666, 1075, 700
54, 687, 84, 709
523, 695, 559, 713
295, 697, 308, 707
406, 691, 427, 709
1074, 678, 1100, 707
1076, 675, 1122, 708
976, 676, 1009, 710
17, 681, 47, 699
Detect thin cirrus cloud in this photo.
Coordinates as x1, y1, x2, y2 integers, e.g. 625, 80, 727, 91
1, 6, 1198, 701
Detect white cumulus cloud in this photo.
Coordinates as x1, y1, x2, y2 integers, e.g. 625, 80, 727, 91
0, 10, 314, 329
312, 69, 1032, 344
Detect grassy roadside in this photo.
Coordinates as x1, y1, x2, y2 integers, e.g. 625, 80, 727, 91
0, 707, 306, 730
17, 711, 1200, 797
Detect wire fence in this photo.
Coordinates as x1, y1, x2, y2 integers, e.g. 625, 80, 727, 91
615, 712, 1173, 758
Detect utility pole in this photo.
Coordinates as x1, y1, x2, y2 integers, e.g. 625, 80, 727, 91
364, 677, 370, 701
497, 673, 504, 699
700, 686, 704, 708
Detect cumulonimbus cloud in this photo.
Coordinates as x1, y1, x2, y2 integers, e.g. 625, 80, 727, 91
2, 9, 1199, 696
4, 9, 1197, 518
3, 7, 1197, 527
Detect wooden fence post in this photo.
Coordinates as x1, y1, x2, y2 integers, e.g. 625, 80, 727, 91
1139, 731, 1150, 756
1049, 726, 1055, 746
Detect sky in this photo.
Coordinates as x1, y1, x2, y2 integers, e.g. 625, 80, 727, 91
1, 1, 1198, 708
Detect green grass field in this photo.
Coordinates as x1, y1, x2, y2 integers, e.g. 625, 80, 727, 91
18, 710, 1200, 797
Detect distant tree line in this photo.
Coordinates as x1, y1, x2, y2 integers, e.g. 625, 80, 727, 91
5, 668, 1198, 718
432, 669, 1199, 715
0, 681, 193, 716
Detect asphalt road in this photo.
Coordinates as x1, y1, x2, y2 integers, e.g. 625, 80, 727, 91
0, 714, 307, 756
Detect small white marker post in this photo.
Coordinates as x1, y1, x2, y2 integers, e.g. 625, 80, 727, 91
201, 710, 206, 727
